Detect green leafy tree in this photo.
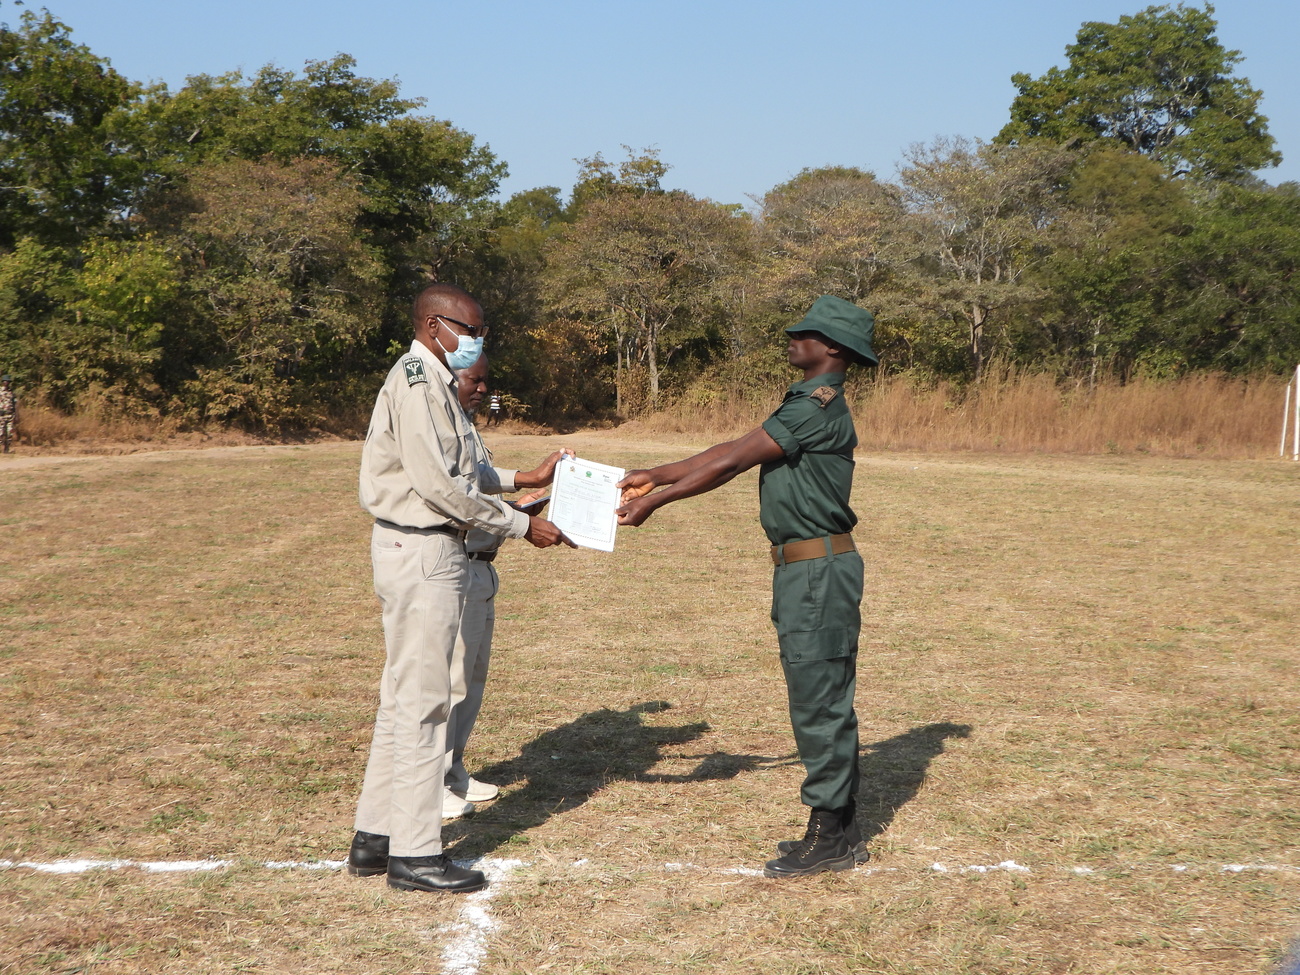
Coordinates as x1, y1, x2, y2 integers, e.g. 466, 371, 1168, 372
568, 146, 670, 215
65, 236, 181, 413
161, 156, 383, 428
757, 166, 911, 361
125, 55, 505, 293
997, 3, 1279, 181
1035, 149, 1191, 381
0, 235, 180, 415
0, 237, 76, 390
439, 186, 572, 418
0, 8, 142, 247
1157, 184, 1300, 372
899, 139, 1073, 379
543, 186, 749, 415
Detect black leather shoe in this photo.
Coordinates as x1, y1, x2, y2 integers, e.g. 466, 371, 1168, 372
347, 830, 389, 877
764, 808, 857, 878
387, 854, 488, 893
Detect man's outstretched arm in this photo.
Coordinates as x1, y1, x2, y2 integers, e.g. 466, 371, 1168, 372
616, 426, 785, 527
618, 437, 742, 501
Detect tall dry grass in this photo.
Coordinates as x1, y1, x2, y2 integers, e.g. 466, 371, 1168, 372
8, 371, 1292, 460
634, 371, 1290, 459
8, 399, 366, 453
12, 401, 179, 449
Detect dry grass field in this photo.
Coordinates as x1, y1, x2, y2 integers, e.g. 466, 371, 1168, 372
1, 432, 1298, 974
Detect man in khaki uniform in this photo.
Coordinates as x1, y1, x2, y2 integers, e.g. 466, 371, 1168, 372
348, 284, 573, 894
442, 354, 547, 808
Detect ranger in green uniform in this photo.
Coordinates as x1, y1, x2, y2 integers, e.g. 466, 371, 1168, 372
617, 295, 877, 877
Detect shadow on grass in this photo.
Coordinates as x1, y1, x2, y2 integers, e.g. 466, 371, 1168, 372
856, 722, 973, 841
446, 710, 970, 858
445, 701, 779, 858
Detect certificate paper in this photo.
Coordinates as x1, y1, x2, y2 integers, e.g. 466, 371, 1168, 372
548, 456, 625, 551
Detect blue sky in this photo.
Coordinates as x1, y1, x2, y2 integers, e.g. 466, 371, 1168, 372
24, 0, 1300, 206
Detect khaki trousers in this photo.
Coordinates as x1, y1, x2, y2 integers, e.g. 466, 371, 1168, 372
445, 560, 498, 793
355, 522, 468, 857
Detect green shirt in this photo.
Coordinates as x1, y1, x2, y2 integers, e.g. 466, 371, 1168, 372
759, 372, 858, 545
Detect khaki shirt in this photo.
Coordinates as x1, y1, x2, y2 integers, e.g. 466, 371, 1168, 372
359, 342, 528, 538
465, 420, 508, 556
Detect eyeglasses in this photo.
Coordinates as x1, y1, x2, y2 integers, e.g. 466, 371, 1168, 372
433, 315, 490, 339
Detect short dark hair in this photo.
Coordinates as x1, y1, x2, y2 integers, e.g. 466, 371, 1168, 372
411, 283, 479, 326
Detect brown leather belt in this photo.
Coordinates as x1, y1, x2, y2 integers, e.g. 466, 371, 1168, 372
771, 533, 855, 565
467, 550, 498, 562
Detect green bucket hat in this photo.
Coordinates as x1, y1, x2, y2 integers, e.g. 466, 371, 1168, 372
785, 295, 878, 365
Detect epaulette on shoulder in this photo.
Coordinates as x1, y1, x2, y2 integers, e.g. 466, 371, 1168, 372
809, 386, 838, 408
401, 355, 428, 387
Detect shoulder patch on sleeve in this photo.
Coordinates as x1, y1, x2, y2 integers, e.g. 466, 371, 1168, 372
402, 356, 428, 386
809, 386, 838, 408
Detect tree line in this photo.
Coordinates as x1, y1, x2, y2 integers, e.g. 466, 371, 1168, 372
1, 2, 1297, 430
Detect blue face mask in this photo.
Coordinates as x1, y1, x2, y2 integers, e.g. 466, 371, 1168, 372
438, 330, 484, 372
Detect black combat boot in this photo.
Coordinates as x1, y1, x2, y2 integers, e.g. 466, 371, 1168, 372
776, 802, 869, 863
763, 807, 857, 878
346, 830, 390, 877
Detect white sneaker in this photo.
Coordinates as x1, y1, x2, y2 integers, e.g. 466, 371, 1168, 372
442, 792, 475, 820
451, 777, 499, 803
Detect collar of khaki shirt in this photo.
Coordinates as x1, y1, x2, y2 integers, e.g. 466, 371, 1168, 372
407, 339, 456, 388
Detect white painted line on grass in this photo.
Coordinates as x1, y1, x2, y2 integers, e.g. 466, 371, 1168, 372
0, 858, 234, 874
5, 854, 1299, 975
931, 860, 1031, 874
0, 855, 523, 975
5, 856, 1299, 880
439, 858, 523, 975
265, 859, 347, 870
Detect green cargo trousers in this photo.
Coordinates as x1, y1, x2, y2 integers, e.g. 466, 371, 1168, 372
770, 550, 863, 810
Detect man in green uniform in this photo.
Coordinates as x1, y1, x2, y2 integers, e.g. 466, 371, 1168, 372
616, 295, 876, 877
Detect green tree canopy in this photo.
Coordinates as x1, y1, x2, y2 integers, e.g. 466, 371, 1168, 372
125, 55, 505, 285
759, 167, 909, 307
1035, 149, 1193, 380
568, 146, 670, 215
899, 139, 1074, 378
997, 3, 1280, 181
163, 156, 384, 428
0, 8, 142, 247
543, 187, 750, 414
1160, 184, 1300, 371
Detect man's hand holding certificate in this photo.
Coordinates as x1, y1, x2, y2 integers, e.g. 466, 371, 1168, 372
547, 456, 626, 551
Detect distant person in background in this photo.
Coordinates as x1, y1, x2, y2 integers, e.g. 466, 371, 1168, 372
0, 375, 16, 453
486, 392, 502, 426
445, 354, 550, 811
